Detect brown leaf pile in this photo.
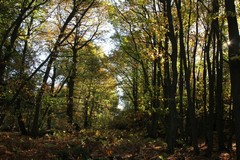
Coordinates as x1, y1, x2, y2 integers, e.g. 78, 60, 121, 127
0, 130, 234, 160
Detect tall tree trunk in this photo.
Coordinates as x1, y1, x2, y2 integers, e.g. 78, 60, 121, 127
191, 0, 200, 154
206, 31, 215, 157
149, 33, 161, 138
162, 33, 172, 149
47, 66, 57, 130
204, 14, 218, 155
178, 53, 184, 141
215, 12, 225, 151
17, 102, 28, 135
166, 0, 178, 153
175, 0, 199, 154
15, 17, 34, 135
67, 48, 77, 124
203, 38, 208, 145
132, 64, 139, 113
225, 0, 240, 158
84, 94, 90, 128
89, 93, 96, 127
31, 56, 55, 137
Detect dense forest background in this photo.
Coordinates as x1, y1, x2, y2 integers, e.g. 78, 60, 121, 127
1, 0, 240, 159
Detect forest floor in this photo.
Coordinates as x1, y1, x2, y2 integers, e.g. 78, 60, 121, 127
0, 129, 234, 160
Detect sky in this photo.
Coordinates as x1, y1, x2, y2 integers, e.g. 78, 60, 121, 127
94, 21, 126, 110
95, 22, 116, 55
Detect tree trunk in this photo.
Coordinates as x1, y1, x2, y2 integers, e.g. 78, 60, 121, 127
18, 114, 28, 135
16, 18, 33, 136
31, 56, 55, 137
47, 66, 57, 130
178, 53, 184, 141
225, 0, 240, 158
132, 64, 139, 113
149, 33, 161, 138
175, 0, 199, 154
204, 17, 216, 155
215, 16, 225, 151
67, 48, 77, 124
84, 95, 90, 128
149, 59, 158, 138
206, 32, 215, 157
202, 26, 209, 147
166, 0, 178, 153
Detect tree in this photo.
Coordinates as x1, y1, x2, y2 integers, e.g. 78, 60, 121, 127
0, 0, 50, 134
163, 0, 179, 153
225, 0, 240, 158
0, 0, 47, 86
175, 0, 199, 154
72, 44, 118, 128
0, 0, 48, 120
65, 9, 101, 125
31, 0, 96, 137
